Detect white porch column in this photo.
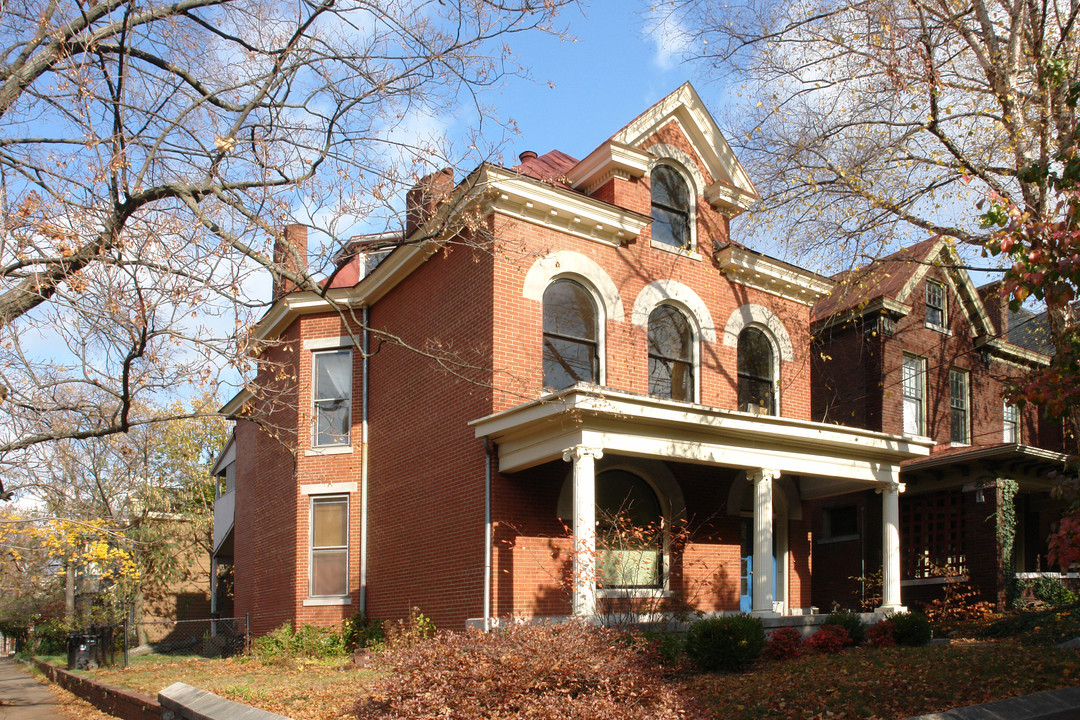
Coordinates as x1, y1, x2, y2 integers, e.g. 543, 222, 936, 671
751, 468, 781, 616
877, 481, 907, 613
563, 445, 603, 617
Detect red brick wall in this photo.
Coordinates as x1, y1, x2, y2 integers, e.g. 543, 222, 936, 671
364, 240, 495, 631
234, 322, 301, 637
33, 659, 160, 720
813, 266, 1064, 451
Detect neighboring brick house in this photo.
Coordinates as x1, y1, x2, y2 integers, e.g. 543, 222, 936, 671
212, 84, 932, 635
810, 237, 1071, 610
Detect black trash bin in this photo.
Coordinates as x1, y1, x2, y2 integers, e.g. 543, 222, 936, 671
66, 633, 99, 670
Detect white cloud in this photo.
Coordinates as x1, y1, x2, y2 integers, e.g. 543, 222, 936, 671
644, 7, 691, 71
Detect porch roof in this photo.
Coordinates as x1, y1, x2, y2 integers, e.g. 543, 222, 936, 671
471, 385, 932, 493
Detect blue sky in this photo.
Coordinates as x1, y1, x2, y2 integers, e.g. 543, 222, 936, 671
482, 2, 708, 166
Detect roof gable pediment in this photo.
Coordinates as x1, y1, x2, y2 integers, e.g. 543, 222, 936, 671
572, 83, 759, 216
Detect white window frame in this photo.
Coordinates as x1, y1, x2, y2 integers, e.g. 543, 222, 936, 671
1003, 401, 1019, 443
648, 161, 698, 256
308, 494, 350, 601
312, 348, 352, 448
926, 280, 947, 330
901, 354, 926, 436
949, 368, 970, 445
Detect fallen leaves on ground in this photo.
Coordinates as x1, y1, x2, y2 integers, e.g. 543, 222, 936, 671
683, 639, 1080, 719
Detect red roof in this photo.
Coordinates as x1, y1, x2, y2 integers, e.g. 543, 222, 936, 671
812, 236, 943, 323
511, 150, 579, 187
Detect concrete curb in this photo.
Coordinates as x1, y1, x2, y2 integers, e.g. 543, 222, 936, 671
902, 686, 1080, 720
158, 682, 294, 720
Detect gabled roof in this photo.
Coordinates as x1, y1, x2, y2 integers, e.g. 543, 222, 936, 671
812, 236, 995, 339
602, 83, 759, 216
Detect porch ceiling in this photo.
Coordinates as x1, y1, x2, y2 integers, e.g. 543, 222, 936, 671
471, 385, 932, 490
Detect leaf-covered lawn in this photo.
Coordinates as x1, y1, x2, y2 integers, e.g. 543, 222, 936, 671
90, 656, 377, 720
684, 640, 1080, 719
79, 637, 1080, 720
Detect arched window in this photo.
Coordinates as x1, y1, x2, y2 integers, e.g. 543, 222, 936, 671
543, 279, 599, 390
648, 305, 694, 402
596, 470, 663, 589
650, 164, 692, 249
737, 326, 776, 415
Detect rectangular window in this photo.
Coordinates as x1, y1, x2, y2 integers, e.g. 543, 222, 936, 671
926, 280, 946, 329
822, 506, 859, 540
313, 349, 351, 447
949, 368, 969, 444
310, 495, 349, 597
901, 354, 925, 435
1003, 402, 1019, 443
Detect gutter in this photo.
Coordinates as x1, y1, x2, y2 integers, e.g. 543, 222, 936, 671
483, 438, 494, 631
360, 306, 370, 614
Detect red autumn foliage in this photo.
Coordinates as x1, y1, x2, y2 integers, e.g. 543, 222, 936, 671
351, 621, 707, 720
763, 627, 806, 661
806, 625, 850, 654
867, 620, 897, 648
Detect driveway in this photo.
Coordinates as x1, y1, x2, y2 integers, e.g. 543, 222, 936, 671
0, 657, 67, 720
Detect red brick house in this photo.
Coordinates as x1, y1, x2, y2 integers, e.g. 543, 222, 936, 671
810, 237, 1071, 610
212, 84, 932, 635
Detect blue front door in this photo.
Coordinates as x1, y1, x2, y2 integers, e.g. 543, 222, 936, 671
740, 517, 776, 612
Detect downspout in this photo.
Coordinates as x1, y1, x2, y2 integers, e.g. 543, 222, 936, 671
360, 306, 370, 614
483, 438, 494, 631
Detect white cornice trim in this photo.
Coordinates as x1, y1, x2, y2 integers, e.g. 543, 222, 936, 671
716, 245, 834, 305
979, 337, 1052, 367
612, 83, 759, 209
705, 180, 759, 216
567, 142, 651, 194
812, 297, 913, 332
220, 387, 253, 418
470, 385, 932, 476
482, 165, 651, 246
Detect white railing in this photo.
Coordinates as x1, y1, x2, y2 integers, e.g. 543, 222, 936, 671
213, 489, 235, 554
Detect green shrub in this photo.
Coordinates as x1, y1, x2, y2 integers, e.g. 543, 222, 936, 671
251, 622, 347, 664
33, 618, 71, 655
634, 629, 684, 665
1029, 577, 1078, 607
683, 615, 765, 672
888, 611, 932, 646
344, 612, 384, 652
823, 610, 866, 645
353, 622, 702, 719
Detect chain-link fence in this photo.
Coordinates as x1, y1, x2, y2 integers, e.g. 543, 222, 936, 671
123, 616, 249, 666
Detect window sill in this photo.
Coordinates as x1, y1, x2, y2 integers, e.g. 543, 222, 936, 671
597, 587, 670, 599
817, 534, 860, 545
901, 575, 969, 587
949, 442, 970, 448
303, 596, 352, 607
924, 322, 951, 335
305, 446, 354, 457
650, 238, 701, 261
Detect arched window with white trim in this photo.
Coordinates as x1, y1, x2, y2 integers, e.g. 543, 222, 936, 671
648, 305, 694, 402
650, 164, 692, 250
543, 279, 599, 390
737, 326, 776, 415
596, 469, 664, 589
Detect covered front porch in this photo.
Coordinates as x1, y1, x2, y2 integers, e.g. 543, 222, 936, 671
472, 385, 933, 623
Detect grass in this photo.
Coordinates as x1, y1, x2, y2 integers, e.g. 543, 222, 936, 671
90, 656, 377, 720
51, 605, 1080, 720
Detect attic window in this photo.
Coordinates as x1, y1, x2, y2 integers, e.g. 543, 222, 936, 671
926, 280, 947, 329
650, 164, 692, 250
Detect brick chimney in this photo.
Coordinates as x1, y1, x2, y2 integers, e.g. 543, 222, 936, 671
273, 223, 308, 300
405, 168, 454, 238
977, 280, 1008, 336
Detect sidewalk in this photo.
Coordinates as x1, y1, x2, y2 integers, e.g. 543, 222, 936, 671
0, 656, 67, 720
